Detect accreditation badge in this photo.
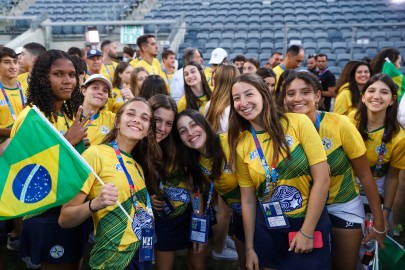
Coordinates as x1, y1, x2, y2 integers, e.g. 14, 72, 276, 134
139, 227, 155, 262
189, 213, 210, 243
260, 201, 290, 229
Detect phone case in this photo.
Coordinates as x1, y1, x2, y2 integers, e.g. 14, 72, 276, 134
288, 231, 323, 248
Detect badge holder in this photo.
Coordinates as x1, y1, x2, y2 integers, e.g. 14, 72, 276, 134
139, 226, 155, 262
161, 196, 175, 216
189, 213, 210, 244
259, 201, 290, 229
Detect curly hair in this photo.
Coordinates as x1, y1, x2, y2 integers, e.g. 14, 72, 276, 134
26, 49, 80, 123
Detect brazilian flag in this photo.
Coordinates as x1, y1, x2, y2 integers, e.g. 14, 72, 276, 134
0, 106, 91, 220
382, 58, 404, 103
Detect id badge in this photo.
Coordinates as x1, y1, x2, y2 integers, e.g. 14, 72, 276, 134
189, 213, 209, 243
162, 196, 175, 216
260, 201, 290, 229
139, 227, 154, 262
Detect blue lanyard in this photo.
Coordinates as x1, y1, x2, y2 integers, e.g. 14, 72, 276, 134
118, 85, 126, 102
111, 140, 153, 217
280, 63, 286, 71
194, 163, 215, 214
373, 130, 387, 177
317, 68, 329, 80
250, 126, 278, 201
0, 82, 25, 120
103, 64, 115, 82
162, 68, 171, 84
86, 112, 99, 125
314, 111, 322, 132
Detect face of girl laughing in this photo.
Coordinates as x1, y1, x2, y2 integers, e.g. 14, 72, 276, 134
362, 80, 395, 114
177, 115, 207, 153
232, 82, 264, 130
284, 78, 320, 116
154, 107, 175, 143
117, 101, 151, 142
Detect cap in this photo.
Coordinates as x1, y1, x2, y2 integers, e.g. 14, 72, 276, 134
83, 74, 112, 90
87, 49, 102, 59
15, 47, 23, 55
209, 48, 227, 65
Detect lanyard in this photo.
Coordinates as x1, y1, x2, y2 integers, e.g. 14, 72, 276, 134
194, 163, 215, 215
86, 112, 99, 125
314, 111, 322, 132
103, 64, 115, 82
162, 68, 171, 85
373, 130, 387, 177
118, 85, 126, 102
280, 63, 286, 71
317, 68, 329, 80
250, 126, 278, 201
111, 140, 153, 217
0, 82, 25, 120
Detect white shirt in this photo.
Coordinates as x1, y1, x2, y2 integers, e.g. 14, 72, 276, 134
169, 68, 184, 104
204, 101, 230, 134
398, 97, 405, 127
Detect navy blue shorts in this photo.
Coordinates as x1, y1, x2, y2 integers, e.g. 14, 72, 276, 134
0, 221, 7, 244
19, 207, 93, 265
329, 214, 362, 229
124, 249, 153, 270
254, 205, 332, 270
155, 207, 192, 251
232, 211, 245, 243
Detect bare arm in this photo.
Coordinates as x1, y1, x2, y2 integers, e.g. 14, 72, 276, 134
322, 86, 336, 98
383, 165, 400, 231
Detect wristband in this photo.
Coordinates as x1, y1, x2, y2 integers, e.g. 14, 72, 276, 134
88, 198, 98, 213
246, 247, 255, 253
299, 229, 314, 239
372, 226, 387, 234
383, 206, 392, 212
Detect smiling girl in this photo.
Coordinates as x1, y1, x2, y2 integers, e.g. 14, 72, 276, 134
59, 97, 161, 270
228, 73, 332, 270
108, 62, 134, 113
177, 61, 211, 114
281, 71, 385, 270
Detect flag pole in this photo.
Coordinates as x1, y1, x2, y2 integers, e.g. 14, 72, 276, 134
31, 106, 133, 221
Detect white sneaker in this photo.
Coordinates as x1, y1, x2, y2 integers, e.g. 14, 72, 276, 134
225, 235, 236, 250
6, 235, 20, 251
21, 257, 41, 269
212, 247, 238, 261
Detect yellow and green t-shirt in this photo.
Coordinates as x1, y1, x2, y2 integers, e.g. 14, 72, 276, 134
100, 62, 118, 83
334, 85, 356, 116
236, 113, 327, 218
317, 112, 366, 204
204, 67, 214, 91
158, 169, 191, 218
86, 111, 115, 145
135, 58, 163, 77
106, 87, 125, 113
17, 72, 30, 95
81, 144, 149, 270
0, 85, 25, 142
200, 133, 241, 213
272, 64, 285, 90
177, 94, 209, 115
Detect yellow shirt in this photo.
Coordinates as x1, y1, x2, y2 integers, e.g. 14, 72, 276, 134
86, 111, 115, 145
177, 94, 209, 115
236, 113, 327, 218
204, 67, 214, 91
199, 133, 241, 212
81, 144, 148, 269
334, 86, 356, 116
17, 72, 30, 96
129, 57, 141, 68
106, 87, 125, 113
100, 62, 118, 82
0, 85, 25, 142
318, 112, 366, 204
161, 68, 176, 93
135, 58, 163, 77
272, 64, 285, 90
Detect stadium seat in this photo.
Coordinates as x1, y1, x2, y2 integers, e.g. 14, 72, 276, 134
379, 41, 395, 49
301, 32, 315, 43
261, 32, 273, 43
317, 42, 332, 55
336, 53, 351, 68
260, 42, 273, 55
315, 32, 328, 43
328, 66, 342, 77
303, 42, 317, 55
332, 42, 347, 54
371, 32, 386, 42
232, 43, 246, 54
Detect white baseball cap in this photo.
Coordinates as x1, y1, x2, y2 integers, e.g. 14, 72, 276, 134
209, 48, 228, 65
83, 74, 112, 90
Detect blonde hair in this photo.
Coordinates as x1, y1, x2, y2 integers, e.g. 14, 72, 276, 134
129, 67, 147, 96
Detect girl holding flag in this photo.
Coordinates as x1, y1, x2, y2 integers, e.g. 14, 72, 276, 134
280, 71, 386, 270
109, 62, 134, 113
59, 97, 161, 270
10, 49, 92, 270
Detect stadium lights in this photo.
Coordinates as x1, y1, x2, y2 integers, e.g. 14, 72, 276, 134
85, 26, 100, 47
392, 0, 405, 3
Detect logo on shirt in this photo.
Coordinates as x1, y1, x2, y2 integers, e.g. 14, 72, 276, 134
49, 245, 64, 258
115, 163, 123, 172
112, 92, 117, 98
284, 135, 294, 147
249, 150, 258, 160
101, 126, 110, 135
164, 187, 190, 203
322, 138, 332, 150
0, 100, 7, 106
270, 185, 302, 212
376, 144, 388, 155
223, 162, 233, 174
116, 98, 124, 103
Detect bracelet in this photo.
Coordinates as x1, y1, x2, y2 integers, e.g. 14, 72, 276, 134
88, 198, 98, 213
383, 206, 392, 212
299, 229, 314, 240
372, 226, 387, 234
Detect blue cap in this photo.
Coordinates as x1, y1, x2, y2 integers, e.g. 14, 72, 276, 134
87, 49, 102, 59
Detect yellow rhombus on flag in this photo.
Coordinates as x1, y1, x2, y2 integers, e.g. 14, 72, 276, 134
0, 106, 91, 219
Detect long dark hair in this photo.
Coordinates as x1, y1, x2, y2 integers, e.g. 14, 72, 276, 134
228, 73, 290, 167
354, 73, 401, 143
348, 61, 372, 108
335, 60, 360, 94
175, 109, 225, 192
112, 61, 130, 88
147, 94, 179, 192
370, 48, 401, 74
139, 75, 168, 100
183, 61, 212, 110
26, 49, 81, 122
102, 97, 162, 188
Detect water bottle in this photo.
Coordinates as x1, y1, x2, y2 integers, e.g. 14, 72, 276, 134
363, 213, 376, 252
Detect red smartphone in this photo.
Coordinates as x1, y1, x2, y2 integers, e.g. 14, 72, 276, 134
288, 231, 323, 248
